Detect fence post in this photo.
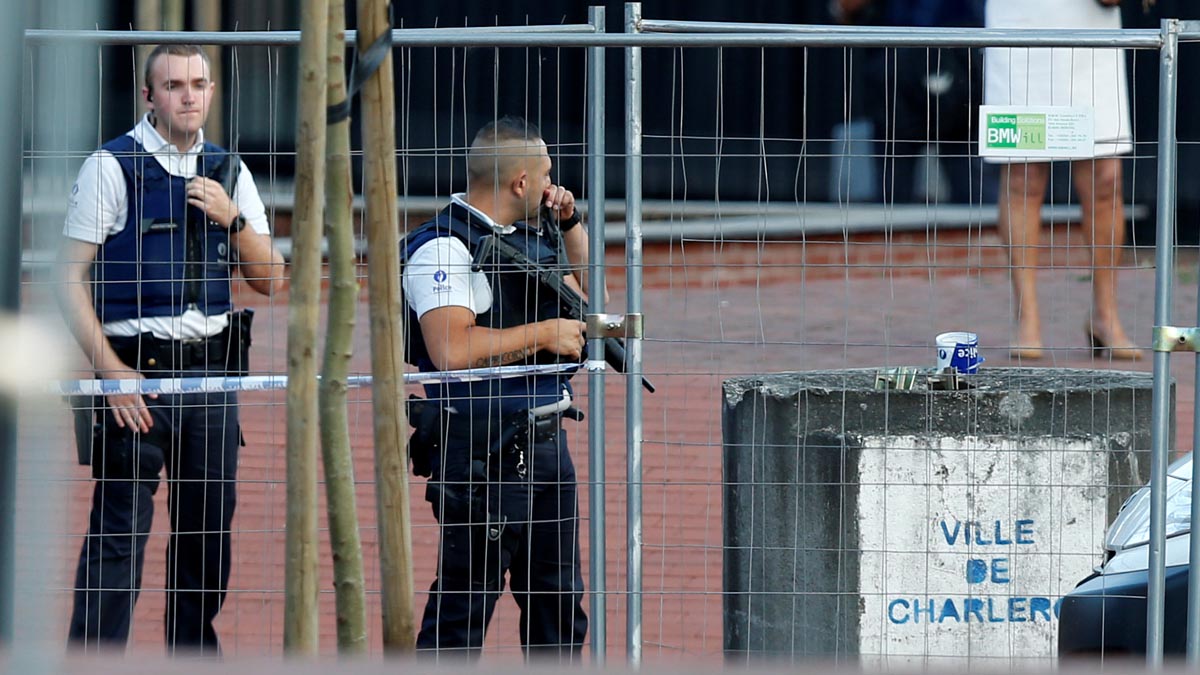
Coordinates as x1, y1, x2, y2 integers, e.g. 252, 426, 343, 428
624, 1, 644, 665
1147, 16, 1180, 668
1185, 23, 1200, 666
586, 4, 608, 664
0, 0, 23, 646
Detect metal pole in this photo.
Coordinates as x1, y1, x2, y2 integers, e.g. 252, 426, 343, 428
1189, 225, 1200, 661
624, 2, 644, 665
1180, 26, 1200, 664
23, 27, 1166, 49
1147, 17, 1180, 668
641, 19, 989, 33
0, 0, 24, 645
586, 5, 607, 665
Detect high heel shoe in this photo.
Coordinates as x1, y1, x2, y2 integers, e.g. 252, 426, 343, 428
1086, 327, 1144, 361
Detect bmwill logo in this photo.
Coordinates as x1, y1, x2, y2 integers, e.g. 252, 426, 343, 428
986, 113, 1046, 150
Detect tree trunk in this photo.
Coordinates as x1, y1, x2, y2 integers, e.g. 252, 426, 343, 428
191, 0, 223, 145
161, 0, 183, 30
319, 0, 367, 654
284, 0, 327, 656
134, 0, 160, 110
357, 0, 416, 653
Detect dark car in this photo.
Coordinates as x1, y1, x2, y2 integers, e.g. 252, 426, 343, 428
1058, 454, 1193, 656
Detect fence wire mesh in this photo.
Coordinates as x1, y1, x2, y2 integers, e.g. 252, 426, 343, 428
10, 9, 1200, 670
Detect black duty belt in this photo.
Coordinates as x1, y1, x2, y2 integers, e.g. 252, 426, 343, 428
110, 331, 231, 373
107, 309, 253, 375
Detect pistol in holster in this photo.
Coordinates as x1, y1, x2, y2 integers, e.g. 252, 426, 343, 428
227, 307, 254, 377
406, 395, 441, 478
69, 395, 101, 466
70, 308, 255, 467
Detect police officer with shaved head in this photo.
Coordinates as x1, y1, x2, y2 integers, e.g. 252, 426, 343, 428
402, 116, 600, 660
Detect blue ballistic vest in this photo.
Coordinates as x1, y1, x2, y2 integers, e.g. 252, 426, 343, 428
92, 135, 237, 324
401, 202, 572, 417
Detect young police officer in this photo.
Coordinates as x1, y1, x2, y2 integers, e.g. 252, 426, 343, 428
58, 45, 284, 653
402, 117, 595, 659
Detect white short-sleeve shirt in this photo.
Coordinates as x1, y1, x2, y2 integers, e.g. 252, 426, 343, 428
64, 114, 271, 339
403, 194, 516, 319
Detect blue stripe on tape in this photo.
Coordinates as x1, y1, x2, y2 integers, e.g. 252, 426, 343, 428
52, 363, 580, 397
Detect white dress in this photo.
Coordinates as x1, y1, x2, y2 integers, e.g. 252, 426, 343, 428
984, 0, 1132, 161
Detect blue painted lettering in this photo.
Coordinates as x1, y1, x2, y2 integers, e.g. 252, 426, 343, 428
888, 599, 910, 624
966, 597, 984, 622
914, 598, 937, 624
987, 598, 1005, 623
940, 598, 961, 623
994, 521, 1012, 545
966, 559, 987, 584
1016, 519, 1035, 544
1008, 597, 1027, 622
991, 557, 1011, 584
973, 521, 992, 546
1030, 596, 1052, 621
940, 519, 1037, 546
885, 596, 1058, 625
940, 520, 961, 545
940, 598, 960, 619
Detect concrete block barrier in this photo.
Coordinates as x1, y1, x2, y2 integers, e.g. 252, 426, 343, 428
722, 368, 1164, 665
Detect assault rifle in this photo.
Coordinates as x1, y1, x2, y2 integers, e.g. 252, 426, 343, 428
472, 233, 655, 393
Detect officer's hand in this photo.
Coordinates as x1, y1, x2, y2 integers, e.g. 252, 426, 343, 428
186, 176, 239, 228
542, 185, 576, 224
539, 318, 586, 360
101, 367, 157, 433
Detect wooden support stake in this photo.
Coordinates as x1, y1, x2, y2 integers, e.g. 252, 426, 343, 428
283, 0, 327, 655
319, 0, 368, 654
191, 0, 223, 145
357, 0, 416, 653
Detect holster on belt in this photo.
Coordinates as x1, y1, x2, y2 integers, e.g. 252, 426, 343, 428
501, 409, 563, 456
71, 309, 255, 466
228, 308, 254, 377
106, 308, 254, 376
406, 395, 440, 477
405, 396, 582, 478
69, 395, 100, 466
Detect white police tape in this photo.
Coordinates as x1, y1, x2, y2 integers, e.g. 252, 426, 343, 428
53, 362, 581, 397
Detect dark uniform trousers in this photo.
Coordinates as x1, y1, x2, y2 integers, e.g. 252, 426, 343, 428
68, 341, 239, 655
416, 425, 588, 660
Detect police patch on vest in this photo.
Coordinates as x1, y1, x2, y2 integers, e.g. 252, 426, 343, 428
432, 269, 451, 293
141, 217, 179, 233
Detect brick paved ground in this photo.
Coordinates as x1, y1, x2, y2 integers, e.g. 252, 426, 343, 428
25, 223, 1200, 662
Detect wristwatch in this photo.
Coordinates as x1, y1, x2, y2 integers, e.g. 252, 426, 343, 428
229, 214, 248, 234
559, 210, 581, 233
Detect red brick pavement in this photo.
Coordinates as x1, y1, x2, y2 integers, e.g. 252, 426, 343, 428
34, 223, 1200, 661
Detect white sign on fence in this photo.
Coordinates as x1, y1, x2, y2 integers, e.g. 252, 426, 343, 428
978, 105, 1095, 159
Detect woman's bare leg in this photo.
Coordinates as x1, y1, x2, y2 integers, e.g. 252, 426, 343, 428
1073, 157, 1139, 358
997, 162, 1050, 356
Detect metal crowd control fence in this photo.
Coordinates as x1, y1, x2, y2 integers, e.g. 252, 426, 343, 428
625, 10, 1194, 668
10, 6, 1200, 668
